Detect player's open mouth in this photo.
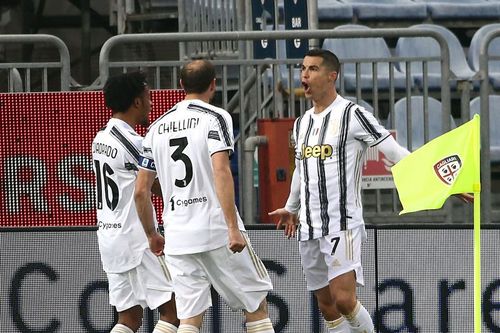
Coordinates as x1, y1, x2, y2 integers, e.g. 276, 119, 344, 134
302, 82, 310, 94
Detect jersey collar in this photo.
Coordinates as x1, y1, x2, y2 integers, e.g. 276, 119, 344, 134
108, 117, 135, 132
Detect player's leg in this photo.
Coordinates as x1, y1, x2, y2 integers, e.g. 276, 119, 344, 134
329, 271, 373, 332
243, 299, 274, 333
110, 306, 143, 333
202, 234, 274, 333
163, 253, 212, 332
155, 299, 179, 333
135, 251, 179, 332
107, 271, 145, 332
300, 239, 348, 332
177, 313, 205, 333
324, 227, 374, 333
314, 286, 349, 332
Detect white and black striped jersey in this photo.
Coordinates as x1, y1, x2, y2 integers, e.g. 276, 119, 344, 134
293, 95, 390, 241
92, 118, 156, 273
139, 99, 245, 255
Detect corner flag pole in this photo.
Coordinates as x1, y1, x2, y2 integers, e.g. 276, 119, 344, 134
474, 184, 481, 333
473, 113, 481, 333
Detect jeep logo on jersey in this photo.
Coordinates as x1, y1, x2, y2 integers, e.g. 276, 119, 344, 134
434, 154, 462, 185
300, 144, 333, 160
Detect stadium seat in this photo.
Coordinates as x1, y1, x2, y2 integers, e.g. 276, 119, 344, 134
395, 24, 476, 90
275, 37, 301, 89
345, 96, 374, 113
388, 96, 456, 150
468, 23, 500, 89
322, 24, 408, 92
317, 0, 354, 21
340, 0, 427, 20
412, 0, 500, 20
469, 96, 500, 162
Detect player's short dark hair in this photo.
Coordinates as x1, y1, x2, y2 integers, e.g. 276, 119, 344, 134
103, 71, 148, 114
180, 60, 216, 94
305, 49, 340, 74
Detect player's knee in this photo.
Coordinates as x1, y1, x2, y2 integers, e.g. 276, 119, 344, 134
158, 299, 179, 326
333, 292, 357, 315
117, 307, 143, 332
245, 299, 269, 322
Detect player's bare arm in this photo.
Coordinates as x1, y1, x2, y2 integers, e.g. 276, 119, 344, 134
135, 168, 164, 256
269, 159, 300, 239
211, 150, 246, 253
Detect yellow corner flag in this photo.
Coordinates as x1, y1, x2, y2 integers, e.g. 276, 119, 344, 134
392, 114, 480, 214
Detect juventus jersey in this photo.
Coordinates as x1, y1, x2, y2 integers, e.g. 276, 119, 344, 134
140, 99, 245, 255
293, 95, 390, 241
92, 118, 156, 273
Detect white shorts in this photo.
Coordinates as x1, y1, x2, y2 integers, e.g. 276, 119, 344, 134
299, 226, 367, 291
165, 233, 273, 319
107, 250, 174, 312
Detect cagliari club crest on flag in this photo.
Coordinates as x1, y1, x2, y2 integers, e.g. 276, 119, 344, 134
433, 154, 462, 185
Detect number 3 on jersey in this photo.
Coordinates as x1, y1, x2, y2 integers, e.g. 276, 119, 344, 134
94, 160, 119, 210
170, 137, 193, 188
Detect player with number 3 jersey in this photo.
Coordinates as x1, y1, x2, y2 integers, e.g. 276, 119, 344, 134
135, 60, 274, 333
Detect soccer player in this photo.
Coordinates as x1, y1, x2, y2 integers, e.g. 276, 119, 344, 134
92, 71, 179, 333
269, 49, 411, 333
134, 59, 275, 333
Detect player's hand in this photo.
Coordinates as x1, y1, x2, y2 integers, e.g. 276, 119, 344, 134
454, 193, 474, 203
382, 158, 395, 173
228, 228, 246, 253
269, 208, 298, 239
148, 232, 165, 256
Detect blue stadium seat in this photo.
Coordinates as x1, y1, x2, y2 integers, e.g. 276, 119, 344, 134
469, 96, 500, 162
412, 0, 500, 20
317, 0, 354, 21
340, 0, 427, 20
395, 24, 476, 90
468, 23, 500, 89
322, 24, 408, 92
388, 96, 455, 150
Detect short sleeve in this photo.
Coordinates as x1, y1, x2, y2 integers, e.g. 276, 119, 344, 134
207, 111, 234, 155
138, 129, 156, 172
351, 106, 390, 147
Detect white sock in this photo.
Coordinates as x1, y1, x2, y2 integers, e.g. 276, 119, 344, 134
326, 316, 349, 332
110, 323, 134, 333
345, 301, 374, 333
177, 324, 199, 333
153, 320, 178, 333
246, 318, 275, 333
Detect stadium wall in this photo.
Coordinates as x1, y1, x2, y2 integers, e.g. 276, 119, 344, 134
1, 226, 500, 333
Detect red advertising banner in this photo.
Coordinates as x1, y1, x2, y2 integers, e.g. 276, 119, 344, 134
0, 90, 185, 227
361, 130, 397, 189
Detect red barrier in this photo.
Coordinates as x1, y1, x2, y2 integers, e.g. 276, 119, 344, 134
0, 90, 185, 227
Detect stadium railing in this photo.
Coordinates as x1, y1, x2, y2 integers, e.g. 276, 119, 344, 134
92, 28, 474, 224
0, 34, 71, 92
1, 27, 497, 223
